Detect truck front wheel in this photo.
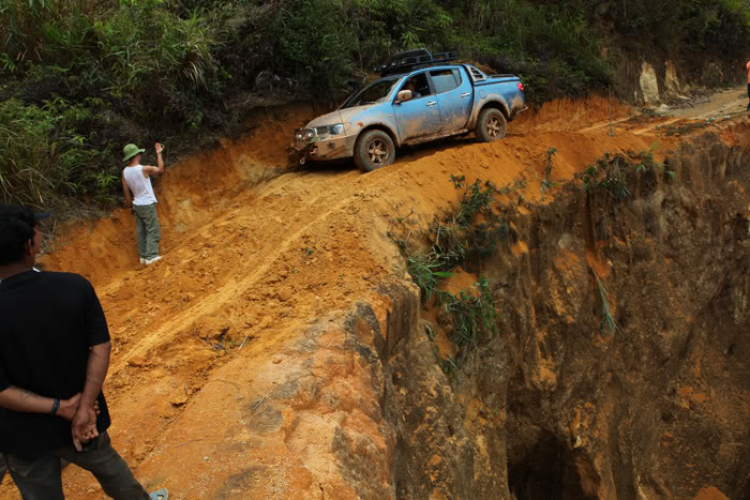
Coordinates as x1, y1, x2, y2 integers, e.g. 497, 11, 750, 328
475, 108, 507, 142
354, 130, 395, 172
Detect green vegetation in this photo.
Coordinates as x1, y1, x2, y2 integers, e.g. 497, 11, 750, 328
583, 146, 675, 336
1, 0, 227, 209
406, 176, 508, 300
595, 274, 618, 336
0, 98, 100, 207
540, 147, 557, 197
444, 175, 510, 263
403, 176, 506, 364
3, 0, 749, 210
583, 154, 631, 200
441, 276, 498, 350
582, 146, 674, 199
407, 251, 454, 303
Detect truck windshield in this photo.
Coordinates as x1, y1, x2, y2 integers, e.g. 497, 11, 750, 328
341, 77, 400, 108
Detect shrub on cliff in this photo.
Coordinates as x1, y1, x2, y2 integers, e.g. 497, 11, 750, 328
402, 176, 506, 363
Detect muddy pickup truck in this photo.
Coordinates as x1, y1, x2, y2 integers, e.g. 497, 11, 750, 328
291, 49, 527, 171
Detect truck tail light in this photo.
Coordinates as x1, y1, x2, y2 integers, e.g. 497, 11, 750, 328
517, 82, 525, 93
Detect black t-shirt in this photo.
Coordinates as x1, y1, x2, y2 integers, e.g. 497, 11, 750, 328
0, 270, 111, 459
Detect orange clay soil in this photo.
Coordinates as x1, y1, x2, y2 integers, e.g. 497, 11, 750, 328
2, 96, 740, 499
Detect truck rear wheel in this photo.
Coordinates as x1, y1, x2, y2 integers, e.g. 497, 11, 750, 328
475, 108, 507, 142
354, 130, 395, 172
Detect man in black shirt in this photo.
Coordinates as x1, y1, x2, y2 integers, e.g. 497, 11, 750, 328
0, 205, 167, 499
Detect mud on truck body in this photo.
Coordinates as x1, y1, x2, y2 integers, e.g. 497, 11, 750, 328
291, 49, 527, 172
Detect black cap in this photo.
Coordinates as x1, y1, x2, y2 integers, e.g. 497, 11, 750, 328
35, 212, 51, 221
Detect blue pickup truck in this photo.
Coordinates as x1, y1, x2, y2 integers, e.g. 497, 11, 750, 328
291, 49, 527, 171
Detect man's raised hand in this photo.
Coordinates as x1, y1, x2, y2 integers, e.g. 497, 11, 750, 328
155, 142, 164, 154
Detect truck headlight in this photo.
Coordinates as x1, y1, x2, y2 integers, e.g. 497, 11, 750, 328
314, 124, 346, 136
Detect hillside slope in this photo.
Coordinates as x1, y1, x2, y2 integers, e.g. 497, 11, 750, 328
2, 90, 750, 499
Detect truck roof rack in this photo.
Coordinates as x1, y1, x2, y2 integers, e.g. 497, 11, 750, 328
376, 48, 458, 76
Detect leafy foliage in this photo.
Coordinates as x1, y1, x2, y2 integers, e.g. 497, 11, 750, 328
403, 175, 508, 300
595, 274, 618, 336
455, 0, 613, 103
441, 175, 510, 266
0, 98, 99, 208
402, 176, 506, 364
583, 154, 631, 200
441, 276, 498, 351
0, 0, 228, 209
582, 147, 674, 200
541, 147, 557, 196
270, 0, 355, 95
407, 250, 454, 303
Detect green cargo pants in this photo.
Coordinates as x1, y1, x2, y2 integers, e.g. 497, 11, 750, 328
133, 203, 161, 260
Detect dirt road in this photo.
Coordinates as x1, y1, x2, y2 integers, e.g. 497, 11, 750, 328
1, 89, 746, 499
660, 86, 749, 120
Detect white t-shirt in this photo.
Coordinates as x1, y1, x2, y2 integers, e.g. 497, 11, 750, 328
123, 165, 157, 206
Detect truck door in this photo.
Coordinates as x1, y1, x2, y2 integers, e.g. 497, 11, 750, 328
430, 68, 472, 133
392, 72, 442, 142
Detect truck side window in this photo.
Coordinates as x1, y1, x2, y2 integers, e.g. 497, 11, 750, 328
452, 69, 462, 87
401, 73, 431, 100
430, 69, 460, 94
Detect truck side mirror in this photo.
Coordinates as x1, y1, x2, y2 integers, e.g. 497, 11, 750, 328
396, 90, 413, 104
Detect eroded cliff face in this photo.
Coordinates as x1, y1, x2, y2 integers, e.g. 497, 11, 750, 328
494, 133, 750, 500
336, 132, 750, 500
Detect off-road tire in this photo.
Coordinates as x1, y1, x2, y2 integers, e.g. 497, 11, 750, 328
354, 130, 396, 172
475, 108, 507, 142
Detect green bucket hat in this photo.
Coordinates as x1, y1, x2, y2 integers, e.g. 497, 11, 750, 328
122, 143, 146, 162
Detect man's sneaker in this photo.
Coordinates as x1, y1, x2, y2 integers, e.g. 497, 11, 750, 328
150, 488, 168, 500
145, 256, 162, 265
140, 257, 146, 264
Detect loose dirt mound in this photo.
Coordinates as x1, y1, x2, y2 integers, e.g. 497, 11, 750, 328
1, 95, 735, 499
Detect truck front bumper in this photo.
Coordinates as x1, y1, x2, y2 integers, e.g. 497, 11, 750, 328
290, 133, 357, 165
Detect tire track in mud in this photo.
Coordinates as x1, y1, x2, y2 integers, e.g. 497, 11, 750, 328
104, 170, 376, 375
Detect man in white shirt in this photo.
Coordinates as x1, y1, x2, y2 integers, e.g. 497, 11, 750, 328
121, 143, 165, 265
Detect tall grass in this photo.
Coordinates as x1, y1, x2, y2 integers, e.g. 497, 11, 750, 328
0, 98, 99, 209
0, 0, 224, 208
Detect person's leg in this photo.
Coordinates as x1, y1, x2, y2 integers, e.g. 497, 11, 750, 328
0, 453, 6, 484
57, 432, 149, 500
133, 207, 147, 260
143, 204, 161, 260
5, 453, 65, 500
